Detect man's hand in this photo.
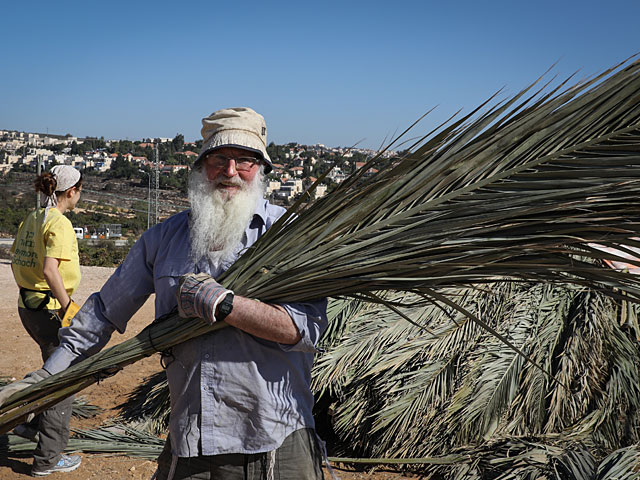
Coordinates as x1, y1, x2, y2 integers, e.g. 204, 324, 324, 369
176, 273, 233, 325
0, 369, 50, 406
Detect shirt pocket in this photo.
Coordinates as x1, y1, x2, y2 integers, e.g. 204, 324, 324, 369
154, 260, 194, 299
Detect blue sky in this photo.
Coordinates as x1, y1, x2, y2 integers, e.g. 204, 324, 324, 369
2, 0, 638, 149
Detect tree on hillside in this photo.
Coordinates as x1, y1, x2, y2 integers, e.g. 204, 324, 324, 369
50, 143, 66, 153
172, 134, 184, 153
70, 141, 82, 155
111, 140, 135, 154
16, 146, 29, 156
107, 154, 138, 179
83, 137, 107, 151
160, 168, 188, 193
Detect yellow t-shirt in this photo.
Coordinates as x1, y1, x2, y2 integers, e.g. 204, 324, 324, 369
11, 208, 81, 310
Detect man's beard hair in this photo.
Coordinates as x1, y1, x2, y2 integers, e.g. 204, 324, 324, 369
188, 167, 266, 263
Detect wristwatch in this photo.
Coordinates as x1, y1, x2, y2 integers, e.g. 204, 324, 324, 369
217, 293, 234, 322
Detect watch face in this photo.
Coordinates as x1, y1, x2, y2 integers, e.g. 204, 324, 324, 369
220, 301, 231, 314
218, 293, 234, 319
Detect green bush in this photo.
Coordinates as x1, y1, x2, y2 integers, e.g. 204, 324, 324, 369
79, 241, 130, 267
0, 240, 130, 268
0, 206, 31, 234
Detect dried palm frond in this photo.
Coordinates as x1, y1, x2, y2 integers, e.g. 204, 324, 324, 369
3, 58, 640, 432
312, 284, 640, 462
595, 445, 640, 480
66, 424, 164, 459
440, 439, 597, 480
115, 371, 169, 435
70, 396, 103, 419
329, 439, 599, 480
1, 423, 164, 459
4, 425, 638, 479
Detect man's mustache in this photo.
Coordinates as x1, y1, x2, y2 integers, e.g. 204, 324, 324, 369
211, 177, 246, 189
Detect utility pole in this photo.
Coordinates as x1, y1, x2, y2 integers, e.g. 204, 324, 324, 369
147, 141, 160, 228
36, 154, 42, 208
147, 155, 151, 229
154, 142, 159, 224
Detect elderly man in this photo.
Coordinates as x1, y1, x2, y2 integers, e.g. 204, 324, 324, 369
15, 108, 328, 479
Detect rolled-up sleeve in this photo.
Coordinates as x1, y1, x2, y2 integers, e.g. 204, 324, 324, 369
279, 298, 328, 353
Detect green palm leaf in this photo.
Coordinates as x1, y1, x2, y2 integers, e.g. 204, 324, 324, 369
3, 58, 640, 432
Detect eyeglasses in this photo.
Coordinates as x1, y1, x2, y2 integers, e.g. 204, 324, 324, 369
204, 153, 261, 172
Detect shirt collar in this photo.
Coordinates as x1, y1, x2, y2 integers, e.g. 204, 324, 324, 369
251, 196, 269, 227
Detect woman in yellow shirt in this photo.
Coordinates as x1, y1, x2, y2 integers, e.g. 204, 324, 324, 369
10, 164, 83, 476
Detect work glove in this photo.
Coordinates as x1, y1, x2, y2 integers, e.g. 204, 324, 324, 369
60, 299, 81, 328
176, 273, 233, 325
0, 369, 50, 406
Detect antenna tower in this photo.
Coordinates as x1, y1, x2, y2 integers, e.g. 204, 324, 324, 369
148, 142, 160, 227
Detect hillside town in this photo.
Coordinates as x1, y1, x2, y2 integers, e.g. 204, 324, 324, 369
0, 129, 397, 204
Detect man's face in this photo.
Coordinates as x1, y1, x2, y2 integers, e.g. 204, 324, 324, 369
202, 146, 262, 197
189, 147, 265, 261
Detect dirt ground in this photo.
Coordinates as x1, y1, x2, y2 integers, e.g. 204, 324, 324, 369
0, 261, 415, 479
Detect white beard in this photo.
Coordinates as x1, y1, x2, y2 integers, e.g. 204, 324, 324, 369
188, 167, 265, 264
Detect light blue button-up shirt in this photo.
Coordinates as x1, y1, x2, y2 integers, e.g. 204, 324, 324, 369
44, 199, 328, 456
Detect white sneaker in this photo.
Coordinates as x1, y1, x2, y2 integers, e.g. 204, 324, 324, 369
32, 454, 82, 476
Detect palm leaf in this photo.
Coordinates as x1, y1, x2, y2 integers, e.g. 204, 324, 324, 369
595, 445, 640, 480
447, 286, 529, 442
115, 371, 170, 435
4, 58, 640, 431
0, 423, 164, 460
312, 282, 640, 462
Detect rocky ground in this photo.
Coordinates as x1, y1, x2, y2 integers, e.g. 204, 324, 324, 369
0, 262, 415, 479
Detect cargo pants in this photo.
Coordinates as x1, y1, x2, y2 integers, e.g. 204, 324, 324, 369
154, 427, 325, 480
19, 308, 74, 473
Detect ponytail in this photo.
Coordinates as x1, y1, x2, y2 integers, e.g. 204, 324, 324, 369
34, 172, 57, 197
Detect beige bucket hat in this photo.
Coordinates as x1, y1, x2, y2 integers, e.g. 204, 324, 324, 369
195, 107, 273, 173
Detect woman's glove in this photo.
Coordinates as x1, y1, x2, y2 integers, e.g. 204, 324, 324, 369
59, 299, 81, 328
176, 273, 233, 325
